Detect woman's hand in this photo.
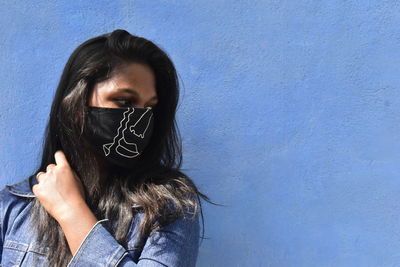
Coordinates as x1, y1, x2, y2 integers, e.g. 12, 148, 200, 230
33, 150, 86, 223
33, 150, 100, 256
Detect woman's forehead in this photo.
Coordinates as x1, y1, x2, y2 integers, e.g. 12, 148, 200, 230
94, 63, 157, 97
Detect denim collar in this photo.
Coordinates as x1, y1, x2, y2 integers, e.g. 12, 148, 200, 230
5, 175, 142, 208
5, 175, 37, 198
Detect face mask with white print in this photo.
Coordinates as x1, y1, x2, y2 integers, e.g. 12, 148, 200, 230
82, 105, 154, 169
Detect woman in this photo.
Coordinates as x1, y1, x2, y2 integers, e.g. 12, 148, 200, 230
0, 29, 214, 266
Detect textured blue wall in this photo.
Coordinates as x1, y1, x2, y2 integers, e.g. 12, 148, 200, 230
1, 1, 400, 266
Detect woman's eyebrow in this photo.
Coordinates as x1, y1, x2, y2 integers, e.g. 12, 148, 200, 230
116, 88, 139, 96
116, 88, 158, 102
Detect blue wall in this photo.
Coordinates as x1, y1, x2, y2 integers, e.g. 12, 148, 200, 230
1, 1, 399, 266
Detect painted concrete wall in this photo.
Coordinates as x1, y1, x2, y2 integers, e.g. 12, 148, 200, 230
1, 1, 400, 266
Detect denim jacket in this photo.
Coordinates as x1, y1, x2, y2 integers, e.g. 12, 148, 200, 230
0, 175, 200, 266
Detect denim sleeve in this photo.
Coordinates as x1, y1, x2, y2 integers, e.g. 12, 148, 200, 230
66, 211, 200, 267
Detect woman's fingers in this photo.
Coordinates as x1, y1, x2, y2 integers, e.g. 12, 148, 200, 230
36, 171, 46, 183
38, 163, 56, 183
36, 151, 70, 185
46, 164, 56, 173
54, 150, 70, 168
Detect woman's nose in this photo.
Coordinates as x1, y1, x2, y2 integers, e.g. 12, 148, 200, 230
134, 102, 146, 108
134, 99, 154, 109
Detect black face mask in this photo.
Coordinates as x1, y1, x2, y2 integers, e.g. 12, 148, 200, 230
82, 105, 154, 169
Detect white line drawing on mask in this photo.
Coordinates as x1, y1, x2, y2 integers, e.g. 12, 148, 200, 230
102, 107, 153, 158
129, 108, 153, 138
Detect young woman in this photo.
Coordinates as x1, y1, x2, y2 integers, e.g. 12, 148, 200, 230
0, 29, 214, 266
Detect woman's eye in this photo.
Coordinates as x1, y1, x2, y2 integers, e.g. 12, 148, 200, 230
113, 98, 133, 106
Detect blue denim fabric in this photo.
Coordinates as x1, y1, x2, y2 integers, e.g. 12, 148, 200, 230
0, 175, 200, 266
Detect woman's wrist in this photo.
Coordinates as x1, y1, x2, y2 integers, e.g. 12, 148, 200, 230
56, 203, 99, 256
55, 201, 92, 224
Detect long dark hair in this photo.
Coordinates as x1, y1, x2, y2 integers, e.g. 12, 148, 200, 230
28, 29, 217, 267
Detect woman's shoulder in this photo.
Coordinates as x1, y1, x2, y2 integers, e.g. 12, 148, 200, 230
0, 175, 36, 215
0, 176, 52, 266
1, 175, 37, 198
